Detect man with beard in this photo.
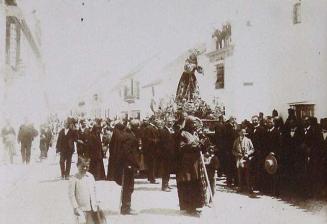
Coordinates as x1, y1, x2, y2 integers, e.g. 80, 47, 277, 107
157, 119, 176, 192
118, 120, 141, 215
56, 119, 77, 180
142, 117, 159, 184
248, 115, 266, 191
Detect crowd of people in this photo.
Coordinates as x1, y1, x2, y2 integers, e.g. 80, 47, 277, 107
0, 53, 326, 223
48, 105, 326, 219
214, 108, 327, 200
1, 105, 327, 219
52, 112, 217, 216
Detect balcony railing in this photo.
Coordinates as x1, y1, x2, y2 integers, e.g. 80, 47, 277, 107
206, 45, 234, 63
124, 95, 136, 104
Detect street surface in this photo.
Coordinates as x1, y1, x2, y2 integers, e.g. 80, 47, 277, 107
0, 147, 326, 224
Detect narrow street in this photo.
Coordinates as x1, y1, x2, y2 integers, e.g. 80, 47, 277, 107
0, 148, 326, 224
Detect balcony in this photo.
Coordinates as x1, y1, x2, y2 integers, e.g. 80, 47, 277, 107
206, 45, 234, 63
124, 95, 137, 104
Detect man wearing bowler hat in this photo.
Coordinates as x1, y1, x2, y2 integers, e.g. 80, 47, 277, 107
56, 118, 77, 180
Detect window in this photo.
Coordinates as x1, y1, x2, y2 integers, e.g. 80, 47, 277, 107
124, 78, 140, 103
215, 64, 224, 89
132, 80, 140, 99
9, 23, 17, 67
290, 104, 314, 119
5, 16, 20, 70
293, 2, 301, 24
130, 110, 140, 119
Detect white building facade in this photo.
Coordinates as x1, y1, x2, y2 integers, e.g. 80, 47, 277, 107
140, 0, 327, 121
0, 0, 47, 126
206, 0, 327, 121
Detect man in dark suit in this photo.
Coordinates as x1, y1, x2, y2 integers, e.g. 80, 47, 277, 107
76, 120, 89, 158
18, 118, 38, 164
281, 119, 305, 196
319, 120, 327, 197
214, 115, 226, 177
119, 120, 141, 215
302, 116, 322, 198
157, 119, 176, 192
264, 116, 282, 196
248, 115, 266, 191
224, 116, 237, 187
142, 118, 159, 184
56, 119, 77, 180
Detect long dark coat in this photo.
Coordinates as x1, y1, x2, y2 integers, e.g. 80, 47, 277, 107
76, 128, 89, 157
142, 124, 159, 156
157, 126, 176, 175
87, 132, 106, 181
107, 124, 125, 181
318, 132, 327, 195
176, 129, 205, 211
56, 129, 76, 156
113, 128, 140, 186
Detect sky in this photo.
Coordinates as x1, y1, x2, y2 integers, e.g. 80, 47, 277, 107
16, 0, 234, 109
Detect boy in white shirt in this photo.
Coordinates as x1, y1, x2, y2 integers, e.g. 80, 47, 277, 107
69, 157, 106, 224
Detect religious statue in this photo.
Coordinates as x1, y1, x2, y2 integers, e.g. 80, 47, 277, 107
175, 53, 203, 105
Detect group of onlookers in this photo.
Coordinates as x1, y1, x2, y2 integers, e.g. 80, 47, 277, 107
214, 108, 327, 200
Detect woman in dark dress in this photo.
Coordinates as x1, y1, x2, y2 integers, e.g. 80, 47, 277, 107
87, 125, 106, 180
175, 53, 203, 105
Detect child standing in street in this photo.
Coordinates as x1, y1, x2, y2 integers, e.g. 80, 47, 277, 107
69, 157, 107, 224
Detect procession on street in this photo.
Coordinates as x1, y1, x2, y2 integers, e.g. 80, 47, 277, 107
1, 1, 327, 224
1, 52, 327, 224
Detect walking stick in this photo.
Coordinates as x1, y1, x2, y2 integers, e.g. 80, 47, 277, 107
199, 151, 215, 207
119, 168, 125, 212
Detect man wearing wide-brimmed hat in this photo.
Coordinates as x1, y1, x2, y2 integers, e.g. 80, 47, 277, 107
263, 116, 281, 196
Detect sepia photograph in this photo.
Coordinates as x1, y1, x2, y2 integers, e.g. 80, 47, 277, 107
0, 0, 327, 223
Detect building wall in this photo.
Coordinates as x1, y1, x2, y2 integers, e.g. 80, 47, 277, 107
206, 0, 327, 121
0, 2, 6, 103
0, 2, 46, 127
137, 0, 327, 122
